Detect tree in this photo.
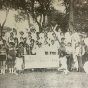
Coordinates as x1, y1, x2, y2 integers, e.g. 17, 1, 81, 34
74, 0, 88, 32
69, 0, 74, 32
13, 0, 52, 32
64, 0, 88, 32
0, 0, 10, 37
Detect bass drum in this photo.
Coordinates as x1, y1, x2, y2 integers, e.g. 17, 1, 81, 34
83, 61, 88, 73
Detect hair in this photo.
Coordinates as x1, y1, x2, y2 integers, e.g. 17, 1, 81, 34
67, 42, 71, 45
2, 32, 5, 34
10, 32, 13, 35
61, 38, 65, 41
60, 42, 65, 45
3, 40, 6, 43
9, 42, 15, 46
28, 32, 31, 35
19, 42, 24, 46
17, 52, 21, 57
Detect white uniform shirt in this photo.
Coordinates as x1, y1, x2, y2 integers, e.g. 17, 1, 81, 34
66, 46, 72, 54
36, 46, 45, 55
65, 32, 71, 43
71, 32, 80, 43
84, 38, 88, 46
60, 56, 67, 69
31, 32, 37, 40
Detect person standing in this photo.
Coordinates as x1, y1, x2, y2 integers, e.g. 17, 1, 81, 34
71, 30, 80, 71
66, 42, 73, 71
0, 40, 7, 74
14, 53, 24, 75
26, 32, 32, 55
7, 42, 16, 74
75, 42, 83, 72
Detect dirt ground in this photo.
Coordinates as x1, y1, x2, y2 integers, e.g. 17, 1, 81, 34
0, 70, 88, 88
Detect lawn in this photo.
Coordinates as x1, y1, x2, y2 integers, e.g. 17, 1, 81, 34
0, 71, 88, 88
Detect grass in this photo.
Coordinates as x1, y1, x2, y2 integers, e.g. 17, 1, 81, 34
0, 71, 88, 88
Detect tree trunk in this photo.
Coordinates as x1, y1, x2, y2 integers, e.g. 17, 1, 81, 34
36, 17, 42, 33
69, 0, 74, 32
40, 14, 42, 27
31, 0, 34, 20
42, 14, 45, 27
25, 10, 30, 30
1, 9, 9, 37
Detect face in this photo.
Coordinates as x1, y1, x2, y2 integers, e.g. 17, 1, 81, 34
10, 44, 13, 48
38, 44, 42, 48
60, 32, 64, 36
18, 53, 21, 57
51, 40, 54, 45
2, 32, 5, 36
13, 29, 16, 33
61, 43, 64, 47
20, 37, 23, 40
24, 38, 26, 42
10, 36, 13, 40
3, 40, 6, 44
61, 38, 65, 42
14, 39, 17, 43
33, 29, 36, 33
58, 28, 61, 32
28, 32, 31, 36
7, 28, 10, 32
69, 31, 72, 35
68, 43, 71, 47
10, 33, 14, 36
60, 53, 64, 57
19, 44, 23, 47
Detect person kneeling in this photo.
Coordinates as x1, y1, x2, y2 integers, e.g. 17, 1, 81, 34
58, 52, 69, 74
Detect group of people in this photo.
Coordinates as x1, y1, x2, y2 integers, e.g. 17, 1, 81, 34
0, 25, 88, 75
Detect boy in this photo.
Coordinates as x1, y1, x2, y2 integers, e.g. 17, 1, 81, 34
58, 52, 69, 74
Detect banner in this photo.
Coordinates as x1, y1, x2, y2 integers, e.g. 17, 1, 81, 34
24, 55, 59, 69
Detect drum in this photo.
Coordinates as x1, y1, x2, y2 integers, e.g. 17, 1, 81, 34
83, 61, 88, 73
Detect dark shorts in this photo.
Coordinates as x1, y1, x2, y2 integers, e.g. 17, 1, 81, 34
7, 59, 15, 68
0, 55, 6, 61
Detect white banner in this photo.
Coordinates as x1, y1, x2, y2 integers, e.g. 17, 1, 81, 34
24, 55, 59, 69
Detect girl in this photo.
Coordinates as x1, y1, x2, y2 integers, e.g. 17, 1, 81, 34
14, 53, 24, 75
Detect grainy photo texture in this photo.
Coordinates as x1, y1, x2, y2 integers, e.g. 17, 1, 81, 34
0, 0, 88, 88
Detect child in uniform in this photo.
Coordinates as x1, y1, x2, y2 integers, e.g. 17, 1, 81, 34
58, 52, 69, 74
0, 40, 7, 74
14, 53, 24, 75
7, 42, 16, 74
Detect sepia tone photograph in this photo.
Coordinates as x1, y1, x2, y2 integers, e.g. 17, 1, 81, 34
0, 0, 88, 88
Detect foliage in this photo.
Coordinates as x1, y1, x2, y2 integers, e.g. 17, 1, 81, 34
74, 0, 88, 32
1, 0, 88, 33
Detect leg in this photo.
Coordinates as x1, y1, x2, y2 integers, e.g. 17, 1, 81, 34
2, 61, 6, 74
